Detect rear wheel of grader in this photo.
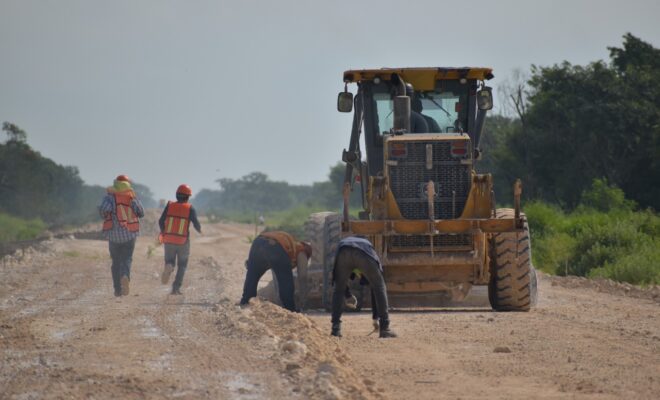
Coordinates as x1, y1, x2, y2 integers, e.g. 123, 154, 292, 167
488, 208, 538, 311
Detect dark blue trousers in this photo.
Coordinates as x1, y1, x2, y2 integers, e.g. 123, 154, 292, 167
240, 236, 296, 311
332, 246, 389, 324
109, 239, 136, 294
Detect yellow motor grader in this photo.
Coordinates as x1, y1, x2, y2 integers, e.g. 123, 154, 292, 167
297, 67, 537, 311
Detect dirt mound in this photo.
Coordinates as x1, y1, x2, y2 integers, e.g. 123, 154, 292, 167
213, 297, 385, 399
542, 272, 660, 304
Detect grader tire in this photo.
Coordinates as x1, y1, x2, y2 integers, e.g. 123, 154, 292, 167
489, 208, 537, 311
303, 212, 341, 311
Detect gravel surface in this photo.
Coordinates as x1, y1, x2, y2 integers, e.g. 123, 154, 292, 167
1, 222, 658, 399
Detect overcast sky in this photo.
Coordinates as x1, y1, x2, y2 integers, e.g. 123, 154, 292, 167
1, 0, 659, 200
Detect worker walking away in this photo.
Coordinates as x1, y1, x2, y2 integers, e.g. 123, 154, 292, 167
159, 184, 202, 295
331, 236, 396, 338
240, 231, 311, 312
99, 175, 145, 297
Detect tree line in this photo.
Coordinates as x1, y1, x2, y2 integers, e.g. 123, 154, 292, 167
0, 123, 156, 238
478, 33, 659, 212
473, 33, 659, 284
193, 164, 361, 218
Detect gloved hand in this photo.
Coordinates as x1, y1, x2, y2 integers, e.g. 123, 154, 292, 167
344, 294, 358, 310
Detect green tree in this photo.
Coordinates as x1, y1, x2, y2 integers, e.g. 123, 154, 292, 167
579, 178, 636, 213
485, 34, 660, 210
2, 122, 27, 143
193, 163, 363, 214
477, 115, 523, 203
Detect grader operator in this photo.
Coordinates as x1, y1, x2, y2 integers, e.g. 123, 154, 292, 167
298, 67, 537, 312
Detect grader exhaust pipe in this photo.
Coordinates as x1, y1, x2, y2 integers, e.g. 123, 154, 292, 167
392, 73, 411, 134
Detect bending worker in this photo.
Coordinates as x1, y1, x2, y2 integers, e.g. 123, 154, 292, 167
159, 184, 202, 295
99, 175, 145, 297
331, 236, 396, 338
240, 231, 311, 312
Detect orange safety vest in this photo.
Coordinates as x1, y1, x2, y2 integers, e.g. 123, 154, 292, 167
102, 192, 140, 232
259, 231, 305, 267
162, 202, 192, 245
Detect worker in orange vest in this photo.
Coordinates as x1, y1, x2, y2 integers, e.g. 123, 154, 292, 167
99, 175, 145, 297
240, 231, 312, 312
159, 184, 202, 295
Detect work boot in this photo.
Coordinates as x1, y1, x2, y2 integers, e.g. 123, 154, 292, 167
372, 318, 380, 331
161, 264, 174, 284
379, 318, 397, 338
171, 288, 182, 295
120, 276, 130, 296
331, 323, 342, 337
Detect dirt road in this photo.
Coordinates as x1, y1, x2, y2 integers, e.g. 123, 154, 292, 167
1, 222, 658, 399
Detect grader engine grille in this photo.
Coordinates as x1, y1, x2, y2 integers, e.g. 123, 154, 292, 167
389, 141, 471, 220
390, 234, 472, 249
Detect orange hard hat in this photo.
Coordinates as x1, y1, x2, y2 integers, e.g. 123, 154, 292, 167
116, 175, 131, 182
176, 184, 192, 196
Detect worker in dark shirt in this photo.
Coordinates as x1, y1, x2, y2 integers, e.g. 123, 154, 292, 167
159, 184, 202, 295
410, 110, 430, 133
331, 236, 396, 338
412, 96, 442, 133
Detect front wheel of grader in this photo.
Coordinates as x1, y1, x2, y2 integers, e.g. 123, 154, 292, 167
488, 208, 538, 311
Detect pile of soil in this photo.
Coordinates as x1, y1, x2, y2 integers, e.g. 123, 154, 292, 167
214, 298, 386, 400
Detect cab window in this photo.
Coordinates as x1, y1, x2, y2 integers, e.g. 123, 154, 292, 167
371, 83, 469, 134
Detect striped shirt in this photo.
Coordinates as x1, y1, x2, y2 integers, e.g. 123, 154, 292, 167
99, 193, 145, 243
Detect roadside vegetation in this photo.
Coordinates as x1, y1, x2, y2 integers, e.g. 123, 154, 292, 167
0, 213, 46, 242
527, 179, 659, 285
477, 34, 659, 285
479, 33, 659, 211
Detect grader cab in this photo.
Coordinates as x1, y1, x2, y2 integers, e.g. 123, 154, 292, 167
297, 67, 537, 311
